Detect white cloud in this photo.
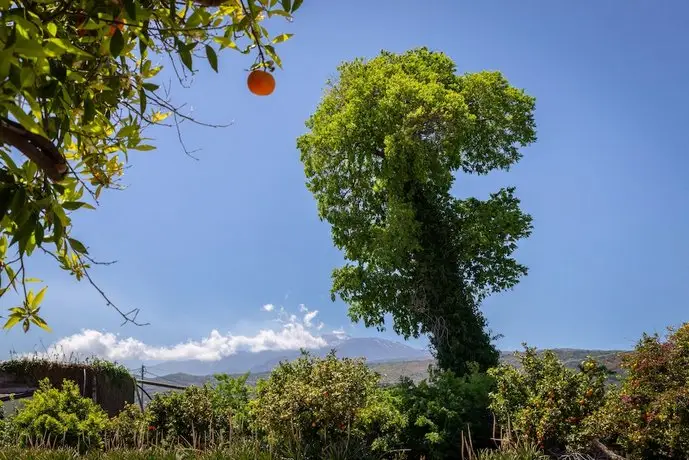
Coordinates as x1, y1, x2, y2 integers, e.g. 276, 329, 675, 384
303, 310, 319, 328
40, 321, 326, 363
299, 304, 308, 312
35, 303, 333, 363
332, 328, 346, 339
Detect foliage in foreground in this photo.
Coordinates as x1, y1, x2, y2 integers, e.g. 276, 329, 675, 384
584, 322, 689, 460
8, 324, 689, 459
389, 365, 495, 460
0, 444, 274, 460
145, 373, 252, 448
11, 378, 109, 452
488, 321, 689, 460
250, 351, 406, 459
488, 346, 609, 453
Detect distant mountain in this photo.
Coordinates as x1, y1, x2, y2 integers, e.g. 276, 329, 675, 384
146, 334, 432, 376
141, 348, 630, 404
145, 347, 629, 395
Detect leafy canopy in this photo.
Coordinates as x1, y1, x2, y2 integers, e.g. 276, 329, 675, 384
297, 48, 536, 371
0, 0, 300, 331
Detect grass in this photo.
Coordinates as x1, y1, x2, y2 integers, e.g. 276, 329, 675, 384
0, 448, 272, 460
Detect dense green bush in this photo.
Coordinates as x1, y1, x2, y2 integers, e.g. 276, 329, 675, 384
250, 351, 404, 459
146, 373, 252, 448
488, 346, 609, 453
389, 365, 495, 460
11, 378, 109, 452
105, 403, 151, 449
584, 323, 689, 460
353, 387, 407, 455
210, 373, 252, 435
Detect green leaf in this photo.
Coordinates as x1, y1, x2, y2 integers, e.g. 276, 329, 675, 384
179, 48, 193, 72
139, 88, 147, 114
22, 319, 29, 333
0, 152, 19, 173
6, 103, 46, 137
130, 145, 156, 151
30, 314, 51, 332
62, 201, 95, 211
14, 39, 46, 59
46, 22, 58, 37
267, 9, 291, 18
280, 0, 292, 11
272, 33, 293, 44
31, 286, 47, 310
123, 0, 137, 20
109, 29, 125, 58
205, 45, 218, 72
139, 20, 149, 56
34, 221, 44, 246
51, 201, 69, 227
83, 94, 96, 124
68, 237, 88, 255
3, 314, 22, 330
12, 214, 38, 252
186, 9, 203, 29
9, 186, 26, 220
264, 45, 282, 69
0, 187, 15, 222
292, 0, 304, 12
19, 66, 35, 89
44, 38, 92, 57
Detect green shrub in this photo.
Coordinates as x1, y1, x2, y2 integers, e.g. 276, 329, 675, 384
250, 350, 403, 459
352, 387, 407, 455
146, 373, 251, 448
210, 373, 252, 435
105, 403, 151, 449
147, 386, 217, 447
0, 445, 276, 460
584, 323, 689, 459
488, 346, 609, 452
389, 365, 494, 460
11, 378, 109, 452
472, 446, 548, 460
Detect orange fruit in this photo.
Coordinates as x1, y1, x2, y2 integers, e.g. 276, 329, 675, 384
108, 18, 125, 36
247, 69, 275, 96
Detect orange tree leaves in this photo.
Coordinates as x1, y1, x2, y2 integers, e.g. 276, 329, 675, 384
0, 0, 300, 330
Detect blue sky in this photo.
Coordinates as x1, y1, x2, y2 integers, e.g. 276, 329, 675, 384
3, 0, 689, 360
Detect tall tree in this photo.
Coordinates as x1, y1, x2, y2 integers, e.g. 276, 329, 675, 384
297, 48, 536, 375
0, 0, 300, 331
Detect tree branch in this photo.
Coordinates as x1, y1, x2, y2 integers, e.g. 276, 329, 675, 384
592, 439, 628, 460
0, 116, 68, 182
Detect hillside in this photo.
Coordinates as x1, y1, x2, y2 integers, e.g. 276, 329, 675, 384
144, 348, 629, 398
146, 333, 432, 376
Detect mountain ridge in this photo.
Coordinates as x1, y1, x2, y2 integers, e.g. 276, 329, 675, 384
147, 334, 432, 376
145, 334, 629, 388
144, 348, 629, 398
